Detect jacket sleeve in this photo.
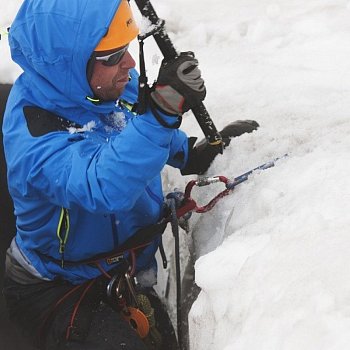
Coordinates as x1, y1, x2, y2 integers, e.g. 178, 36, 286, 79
7, 107, 181, 214
166, 129, 189, 169
122, 68, 189, 170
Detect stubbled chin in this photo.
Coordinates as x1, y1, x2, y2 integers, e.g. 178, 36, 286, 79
106, 86, 126, 101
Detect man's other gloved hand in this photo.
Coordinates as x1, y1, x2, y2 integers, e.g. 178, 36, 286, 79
217, 119, 259, 147
181, 120, 259, 175
151, 52, 206, 115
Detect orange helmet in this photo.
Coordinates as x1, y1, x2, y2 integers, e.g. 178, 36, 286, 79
95, 0, 139, 51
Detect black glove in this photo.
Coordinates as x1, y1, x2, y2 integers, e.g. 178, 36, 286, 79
151, 52, 206, 115
181, 120, 259, 175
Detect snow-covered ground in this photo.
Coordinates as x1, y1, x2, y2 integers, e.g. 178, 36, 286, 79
2, 0, 350, 349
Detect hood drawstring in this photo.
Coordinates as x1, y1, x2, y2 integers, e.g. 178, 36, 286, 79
86, 95, 101, 105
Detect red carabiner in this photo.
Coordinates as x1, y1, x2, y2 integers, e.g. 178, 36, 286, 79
176, 176, 233, 218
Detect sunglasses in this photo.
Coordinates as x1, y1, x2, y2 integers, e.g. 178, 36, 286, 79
94, 45, 129, 66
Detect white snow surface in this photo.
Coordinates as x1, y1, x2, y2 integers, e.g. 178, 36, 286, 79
2, 0, 350, 349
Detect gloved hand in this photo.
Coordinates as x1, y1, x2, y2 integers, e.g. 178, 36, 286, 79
181, 120, 259, 175
220, 120, 259, 146
151, 52, 206, 115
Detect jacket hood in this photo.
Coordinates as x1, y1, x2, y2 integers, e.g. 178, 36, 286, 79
9, 0, 128, 118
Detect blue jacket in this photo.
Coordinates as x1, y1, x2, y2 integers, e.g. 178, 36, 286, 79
3, 0, 189, 284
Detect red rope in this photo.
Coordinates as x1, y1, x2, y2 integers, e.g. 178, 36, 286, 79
195, 188, 232, 213
95, 261, 112, 279
65, 279, 96, 340
38, 284, 82, 343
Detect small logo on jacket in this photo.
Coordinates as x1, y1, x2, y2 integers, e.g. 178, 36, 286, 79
106, 255, 124, 265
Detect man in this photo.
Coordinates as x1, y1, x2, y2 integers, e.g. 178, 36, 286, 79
2, 0, 258, 349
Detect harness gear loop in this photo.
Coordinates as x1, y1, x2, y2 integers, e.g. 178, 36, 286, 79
105, 262, 153, 340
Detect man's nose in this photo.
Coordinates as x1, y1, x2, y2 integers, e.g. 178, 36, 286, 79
120, 51, 136, 69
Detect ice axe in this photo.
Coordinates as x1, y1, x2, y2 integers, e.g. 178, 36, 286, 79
133, 0, 224, 151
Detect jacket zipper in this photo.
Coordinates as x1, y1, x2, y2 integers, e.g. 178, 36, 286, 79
56, 207, 70, 268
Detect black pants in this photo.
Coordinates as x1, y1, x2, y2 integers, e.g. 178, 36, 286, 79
3, 274, 179, 350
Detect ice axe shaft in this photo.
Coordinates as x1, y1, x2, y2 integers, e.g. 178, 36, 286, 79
133, 0, 223, 148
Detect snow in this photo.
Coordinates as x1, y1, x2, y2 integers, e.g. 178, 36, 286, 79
68, 120, 96, 134
2, 0, 350, 349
